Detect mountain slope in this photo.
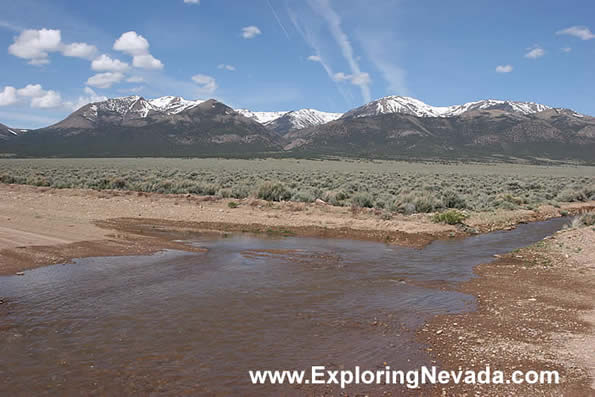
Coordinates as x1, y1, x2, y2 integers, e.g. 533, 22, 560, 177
2, 95, 593, 162
286, 108, 595, 162
235, 108, 342, 134
5, 97, 282, 156
342, 96, 552, 119
235, 109, 287, 124
264, 109, 342, 135
0, 123, 27, 140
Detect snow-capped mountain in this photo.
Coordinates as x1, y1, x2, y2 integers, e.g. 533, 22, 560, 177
444, 99, 551, 116
235, 108, 342, 134
342, 96, 553, 119
264, 109, 343, 134
79, 96, 205, 122
235, 109, 288, 124
148, 96, 204, 115
3, 94, 594, 161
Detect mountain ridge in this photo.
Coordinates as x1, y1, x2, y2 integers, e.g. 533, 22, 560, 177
1, 95, 593, 163
341, 96, 555, 119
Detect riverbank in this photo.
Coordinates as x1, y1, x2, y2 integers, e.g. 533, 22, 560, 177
420, 223, 595, 395
1, 183, 594, 275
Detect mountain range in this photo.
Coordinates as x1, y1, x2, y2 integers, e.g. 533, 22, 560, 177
1, 95, 594, 163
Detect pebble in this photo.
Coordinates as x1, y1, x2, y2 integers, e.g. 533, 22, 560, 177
436, 330, 443, 335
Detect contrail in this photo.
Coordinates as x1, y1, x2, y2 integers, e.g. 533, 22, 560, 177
266, 0, 290, 40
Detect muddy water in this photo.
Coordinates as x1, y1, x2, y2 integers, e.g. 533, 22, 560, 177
0, 218, 567, 396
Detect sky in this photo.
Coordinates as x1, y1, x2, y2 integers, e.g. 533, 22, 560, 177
0, 0, 594, 128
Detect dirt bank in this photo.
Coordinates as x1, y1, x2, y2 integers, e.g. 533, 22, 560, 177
420, 225, 595, 396
1, 183, 593, 275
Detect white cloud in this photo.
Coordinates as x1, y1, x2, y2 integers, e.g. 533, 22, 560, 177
91, 54, 130, 72
562, 47, 572, 53
8, 28, 62, 65
288, 9, 353, 103
113, 31, 164, 69
0, 86, 18, 106
113, 31, 149, 55
184, 0, 200, 3
62, 42, 97, 59
306, 0, 371, 102
350, 72, 371, 85
357, 32, 406, 96
332, 72, 349, 81
333, 71, 371, 85
86, 72, 125, 88
31, 90, 62, 108
2, 83, 65, 108
118, 86, 144, 94
16, 84, 45, 97
242, 26, 262, 39
192, 74, 217, 94
84, 87, 97, 96
525, 46, 545, 59
217, 64, 236, 71
126, 76, 144, 83
69, 87, 108, 111
8, 28, 97, 64
556, 26, 595, 40
496, 64, 513, 73
132, 54, 164, 69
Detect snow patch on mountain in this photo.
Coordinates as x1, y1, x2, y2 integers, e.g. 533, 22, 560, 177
342, 96, 554, 119
235, 109, 288, 124
81, 96, 205, 121
149, 96, 204, 114
236, 108, 342, 132
265, 109, 342, 130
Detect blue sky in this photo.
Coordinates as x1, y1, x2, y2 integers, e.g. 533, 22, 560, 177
0, 0, 593, 128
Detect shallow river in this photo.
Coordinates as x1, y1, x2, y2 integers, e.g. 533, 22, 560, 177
0, 217, 567, 395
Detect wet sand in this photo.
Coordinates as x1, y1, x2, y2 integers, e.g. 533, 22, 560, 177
1, 183, 594, 275
420, 226, 595, 396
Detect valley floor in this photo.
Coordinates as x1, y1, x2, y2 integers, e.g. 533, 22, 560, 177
1, 183, 594, 395
1, 183, 593, 275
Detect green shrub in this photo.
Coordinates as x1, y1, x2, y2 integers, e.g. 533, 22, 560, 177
582, 213, 595, 226
556, 185, 595, 202
256, 182, 291, 201
228, 201, 239, 208
293, 190, 315, 203
111, 177, 127, 189
322, 190, 348, 206
0, 174, 16, 184
351, 192, 374, 208
432, 210, 468, 225
231, 185, 250, 199
414, 192, 441, 213
441, 190, 467, 209
217, 188, 233, 198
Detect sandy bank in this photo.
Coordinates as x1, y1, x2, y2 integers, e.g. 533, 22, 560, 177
420, 225, 595, 396
1, 183, 593, 275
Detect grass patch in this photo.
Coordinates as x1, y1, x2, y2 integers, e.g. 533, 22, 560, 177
432, 210, 468, 225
